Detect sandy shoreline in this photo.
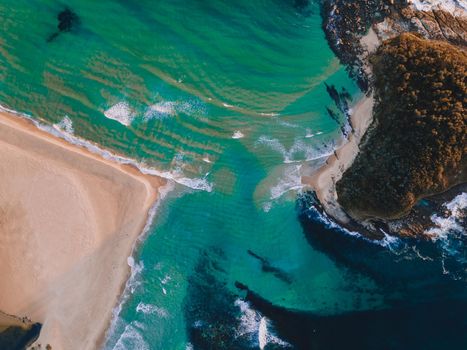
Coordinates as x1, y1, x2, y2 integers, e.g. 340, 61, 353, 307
302, 93, 374, 223
0, 111, 165, 349
302, 27, 380, 224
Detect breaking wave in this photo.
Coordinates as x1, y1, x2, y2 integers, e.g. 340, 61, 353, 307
136, 302, 169, 318
112, 322, 149, 350
0, 103, 213, 192
235, 299, 290, 349
426, 192, 467, 278
256, 136, 332, 164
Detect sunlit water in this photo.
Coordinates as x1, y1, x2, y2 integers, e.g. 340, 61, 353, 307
0, 1, 465, 349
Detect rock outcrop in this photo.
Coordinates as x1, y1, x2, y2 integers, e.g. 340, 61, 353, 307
336, 33, 466, 220
313, 0, 467, 238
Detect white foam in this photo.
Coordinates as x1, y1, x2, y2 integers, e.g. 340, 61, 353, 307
308, 203, 404, 249
423, 192, 467, 277
104, 102, 134, 126
104, 183, 174, 346
144, 101, 176, 120
38, 118, 213, 191
126, 257, 144, 294
263, 202, 273, 213
257, 136, 332, 164
112, 322, 149, 350
232, 130, 245, 139
53, 115, 74, 134
426, 193, 466, 241
136, 302, 169, 318
258, 317, 268, 350
260, 112, 280, 117
234, 299, 290, 348
270, 165, 304, 201
160, 274, 171, 285
305, 130, 324, 138
0, 105, 211, 192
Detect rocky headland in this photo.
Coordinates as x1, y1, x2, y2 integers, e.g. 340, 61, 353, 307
305, 0, 466, 239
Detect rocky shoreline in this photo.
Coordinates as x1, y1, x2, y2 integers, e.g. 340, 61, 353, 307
321, 0, 467, 92
305, 0, 467, 240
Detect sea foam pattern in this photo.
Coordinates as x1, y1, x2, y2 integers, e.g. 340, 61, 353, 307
0, 104, 214, 192
256, 136, 332, 164
113, 322, 149, 350
235, 299, 290, 349
104, 102, 134, 126
54, 115, 74, 134
426, 193, 467, 278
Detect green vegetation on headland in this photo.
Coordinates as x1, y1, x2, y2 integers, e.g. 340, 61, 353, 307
337, 33, 466, 220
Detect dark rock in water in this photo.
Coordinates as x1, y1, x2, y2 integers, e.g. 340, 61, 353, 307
57, 8, 79, 32
183, 248, 257, 349
235, 282, 467, 350
0, 323, 41, 350
320, 0, 396, 91
247, 250, 293, 284
324, 83, 352, 137
47, 8, 80, 42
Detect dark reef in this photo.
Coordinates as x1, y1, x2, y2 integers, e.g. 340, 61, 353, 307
47, 8, 80, 42
247, 250, 293, 284
183, 248, 257, 349
235, 281, 467, 350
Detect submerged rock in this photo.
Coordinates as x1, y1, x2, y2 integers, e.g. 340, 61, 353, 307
47, 8, 80, 42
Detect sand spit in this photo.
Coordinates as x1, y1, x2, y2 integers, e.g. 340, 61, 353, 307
0, 111, 164, 350
303, 94, 374, 224
302, 26, 379, 225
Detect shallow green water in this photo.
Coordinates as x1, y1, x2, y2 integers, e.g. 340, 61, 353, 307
1, 1, 465, 349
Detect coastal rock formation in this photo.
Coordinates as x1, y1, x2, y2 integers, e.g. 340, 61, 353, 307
321, 0, 402, 91
376, 2, 467, 47
336, 33, 466, 220
321, 0, 467, 91
309, 0, 467, 238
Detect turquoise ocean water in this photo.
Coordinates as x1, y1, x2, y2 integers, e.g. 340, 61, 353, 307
0, 1, 466, 349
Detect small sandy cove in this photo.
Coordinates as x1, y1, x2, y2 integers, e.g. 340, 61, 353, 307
0, 111, 164, 349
